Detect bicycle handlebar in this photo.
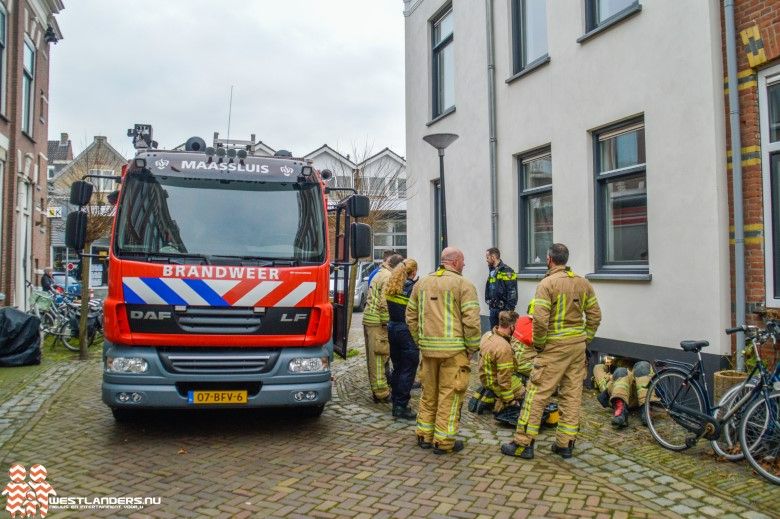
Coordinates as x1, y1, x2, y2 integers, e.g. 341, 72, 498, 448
725, 326, 746, 334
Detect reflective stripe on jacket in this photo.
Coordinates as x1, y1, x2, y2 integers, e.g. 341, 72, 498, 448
386, 278, 416, 323
406, 266, 482, 358
528, 265, 602, 349
363, 265, 392, 326
479, 329, 517, 403
485, 261, 518, 310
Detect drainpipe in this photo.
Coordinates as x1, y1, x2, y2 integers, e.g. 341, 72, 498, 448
724, 0, 746, 371
485, 0, 499, 247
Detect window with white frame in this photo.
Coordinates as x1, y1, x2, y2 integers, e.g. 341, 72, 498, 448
88, 169, 116, 192
594, 119, 648, 272
431, 5, 454, 119
0, 4, 7, 116
518, 149, 552, 270
511, 0, 548, 75
47, 165, 55, 179
759, 66, 780, 305
22, 39, 34, 135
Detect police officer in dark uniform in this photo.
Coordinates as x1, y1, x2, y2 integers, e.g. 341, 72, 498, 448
485, 248, 518, 328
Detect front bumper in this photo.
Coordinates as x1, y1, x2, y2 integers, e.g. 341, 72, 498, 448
102, 341, 332, 409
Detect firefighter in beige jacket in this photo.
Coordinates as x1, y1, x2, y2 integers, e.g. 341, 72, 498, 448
406, 247, 481, 454
363, 254, 404, 402
501, 243, 601, 460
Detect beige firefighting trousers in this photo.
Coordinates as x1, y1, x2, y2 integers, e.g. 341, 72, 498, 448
364, 324, 390, 400
593, 362, 653, 409
514, 341, 586, 448
416, 351, 471, 450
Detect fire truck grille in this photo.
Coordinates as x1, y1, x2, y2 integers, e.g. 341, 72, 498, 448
158, 348, 280, 374
175, 307, 263, 334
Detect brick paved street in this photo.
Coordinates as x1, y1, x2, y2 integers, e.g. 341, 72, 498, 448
0, 315, 778, 518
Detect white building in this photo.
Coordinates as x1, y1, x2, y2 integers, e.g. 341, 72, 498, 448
404, 0, 730, 370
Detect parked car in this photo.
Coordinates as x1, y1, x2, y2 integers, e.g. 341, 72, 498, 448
52, 272, 81, 297
330, 261, 378, 312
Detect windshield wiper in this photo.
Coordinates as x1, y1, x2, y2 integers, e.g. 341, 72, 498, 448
207, 255, 277, 266
121, 252, 212, 265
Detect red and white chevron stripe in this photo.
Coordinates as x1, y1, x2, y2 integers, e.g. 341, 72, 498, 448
3, 482, 31, 516
8, 465, 24, 483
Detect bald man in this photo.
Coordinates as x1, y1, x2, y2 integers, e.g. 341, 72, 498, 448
406, 247, 482, 454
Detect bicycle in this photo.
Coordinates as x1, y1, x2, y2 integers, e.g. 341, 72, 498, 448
26, 281, 103, 352
643, 321, 780, 461
54, 299, 102, 352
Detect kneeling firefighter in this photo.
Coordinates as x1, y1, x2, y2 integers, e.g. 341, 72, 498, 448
593, 358, 654, 428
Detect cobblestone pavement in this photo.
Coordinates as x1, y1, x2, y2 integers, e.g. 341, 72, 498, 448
0, 315, 778, 518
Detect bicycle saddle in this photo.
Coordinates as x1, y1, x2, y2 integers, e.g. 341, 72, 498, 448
680, 340, 709, 352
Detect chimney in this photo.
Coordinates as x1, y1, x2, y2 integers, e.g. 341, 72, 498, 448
59, 132, 68, 145
251, 133, 256, 144
94, 136, 107, 143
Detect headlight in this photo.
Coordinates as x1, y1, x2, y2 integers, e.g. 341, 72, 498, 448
289, 357, 329, 373
106, 357, 148, 373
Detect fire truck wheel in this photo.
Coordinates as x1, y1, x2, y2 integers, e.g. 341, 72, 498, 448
111, 408, 140, 423
299, 404, 325, 419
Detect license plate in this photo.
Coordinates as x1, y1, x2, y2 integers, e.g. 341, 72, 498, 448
187, 390, 248, 405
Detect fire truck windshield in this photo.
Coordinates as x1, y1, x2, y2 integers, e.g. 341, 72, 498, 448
115, 173, 326, 263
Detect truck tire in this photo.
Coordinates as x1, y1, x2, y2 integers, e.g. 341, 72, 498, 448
356, 293, 366, 312
299, 404, 325, 419
111, 408, 139, 423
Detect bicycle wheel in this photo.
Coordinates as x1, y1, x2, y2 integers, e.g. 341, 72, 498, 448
739, 390, 780, 485
644, 369, 707, 451
55, 319, 95, 352
711, 380, 756, 461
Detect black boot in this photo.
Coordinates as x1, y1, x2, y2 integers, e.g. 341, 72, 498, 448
500, 441, 534, 459
597, 389, 610, 408
551, 440, 575, 459
392, 406, 416, 420
611, 399, 629, 428
417, 436, 433, 449
433, 440, 465, 455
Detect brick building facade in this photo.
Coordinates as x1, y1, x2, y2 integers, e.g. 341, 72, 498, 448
723, 2, 780, 326
0, 0, 63, 309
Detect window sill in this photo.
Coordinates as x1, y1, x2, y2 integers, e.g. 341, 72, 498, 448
21, 131, 35, 144
585, 272, 652, 282
426, 106, 456, 127
0, 113, 9, 123
577, 3, 642, 44
506, 55, 551, 85
518, 271, 545, 280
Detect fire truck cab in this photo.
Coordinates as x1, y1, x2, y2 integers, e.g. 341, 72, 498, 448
65, 127, 371, 421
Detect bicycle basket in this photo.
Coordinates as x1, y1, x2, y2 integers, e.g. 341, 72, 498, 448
30, 290, 52, 312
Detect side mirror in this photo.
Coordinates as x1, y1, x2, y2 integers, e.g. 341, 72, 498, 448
347, 195, 370, 218
107, 190, 120, 206
350, 222, 372, 259
69, 181, 94, 206
65, 211, 88, 251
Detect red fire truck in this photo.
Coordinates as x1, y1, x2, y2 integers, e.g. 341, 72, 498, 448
65, 127, 371, 421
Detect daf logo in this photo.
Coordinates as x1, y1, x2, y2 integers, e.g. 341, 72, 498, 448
154, 159, 169, 170
130, 310, 172, 320
281, 313, 307, 322
280, 165, 294, 176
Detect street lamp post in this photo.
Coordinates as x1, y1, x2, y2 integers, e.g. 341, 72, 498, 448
423, 133, 458, 251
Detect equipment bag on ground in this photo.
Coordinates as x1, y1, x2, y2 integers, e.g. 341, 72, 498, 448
0, 307, 41, 367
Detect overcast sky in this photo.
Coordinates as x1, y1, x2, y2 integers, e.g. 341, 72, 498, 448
48, 1, 405, 159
